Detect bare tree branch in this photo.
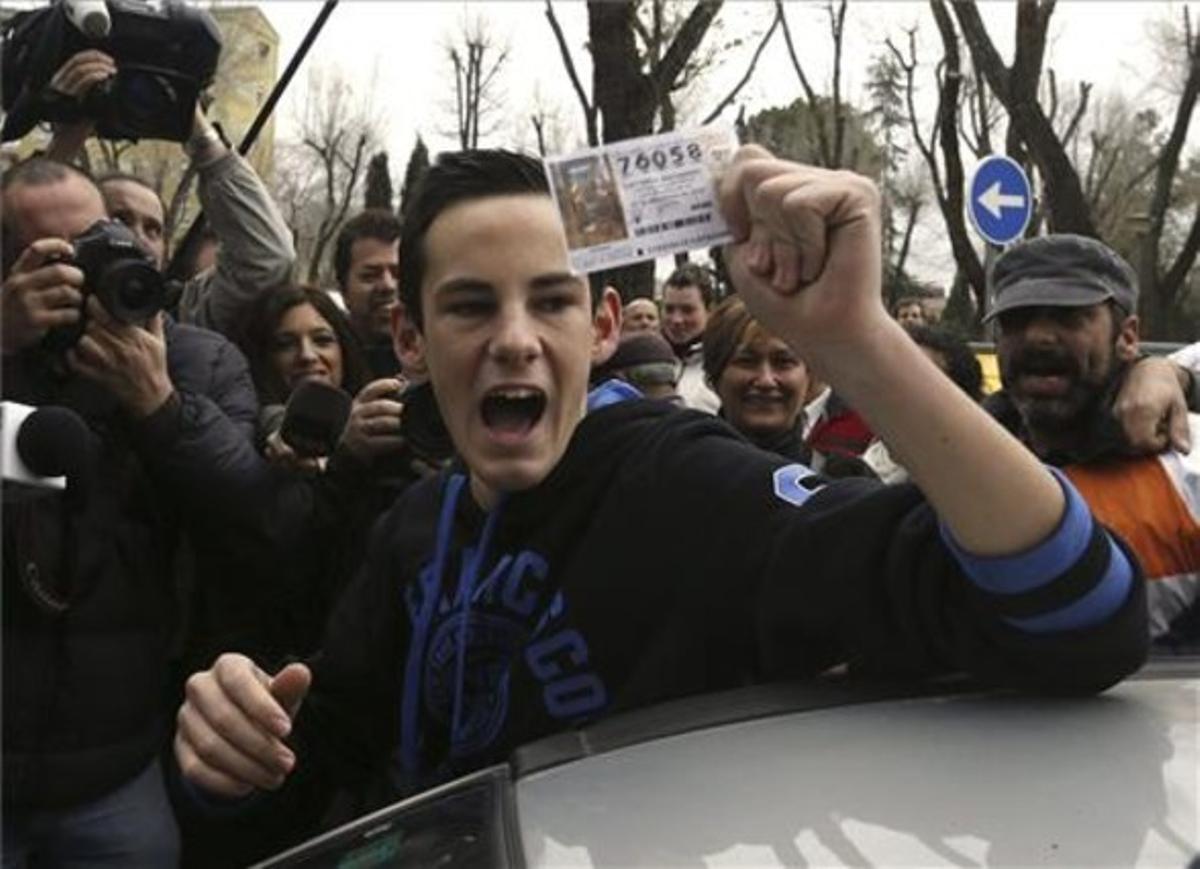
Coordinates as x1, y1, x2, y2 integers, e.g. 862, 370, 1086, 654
828, 0, 848, 167
651, 0, 722, 95
545, 0, 598, 145
777, 0, 831, 166
1061, 81, 1092, 149
701, 6, 781, 125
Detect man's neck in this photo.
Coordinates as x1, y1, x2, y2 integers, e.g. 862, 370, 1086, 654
1022, 422, 1093, 461
668, 335, 701, 359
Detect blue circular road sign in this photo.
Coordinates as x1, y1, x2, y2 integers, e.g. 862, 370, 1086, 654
969, 155, 1033, 246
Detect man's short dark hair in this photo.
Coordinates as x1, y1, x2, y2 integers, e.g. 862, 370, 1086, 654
908, 325, 983, 403
96, 171, 164, 212
1, 156, 98, 273
334, 209, 402, 293
663, 263, 716, 308
398, 149, 599, 332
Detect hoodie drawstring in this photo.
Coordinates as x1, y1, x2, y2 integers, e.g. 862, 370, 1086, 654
400, 473, 464, 774
449, 497, 503, 751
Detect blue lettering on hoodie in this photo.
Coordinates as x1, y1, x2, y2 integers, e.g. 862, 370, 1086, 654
399, 474, 609, 777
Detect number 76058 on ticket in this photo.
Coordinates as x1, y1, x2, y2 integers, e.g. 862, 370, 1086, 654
543, 126, 739, 274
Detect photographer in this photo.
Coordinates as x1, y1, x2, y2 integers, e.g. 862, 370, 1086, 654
1, 156, 270, 865
45, 49, 296, 345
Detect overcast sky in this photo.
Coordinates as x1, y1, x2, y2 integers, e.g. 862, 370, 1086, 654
254, 1, 1195, 286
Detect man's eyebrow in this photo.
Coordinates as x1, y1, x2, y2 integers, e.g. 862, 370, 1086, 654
433, 277, 494, 296
530, 271, 584, 290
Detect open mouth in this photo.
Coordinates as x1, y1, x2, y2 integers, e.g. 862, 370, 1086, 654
481, 387, 547, 438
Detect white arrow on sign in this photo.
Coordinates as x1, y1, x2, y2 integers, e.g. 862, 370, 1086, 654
977, 181, 1026, 220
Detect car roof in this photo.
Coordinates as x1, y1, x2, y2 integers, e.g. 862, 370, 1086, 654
516, 663, 1200, 867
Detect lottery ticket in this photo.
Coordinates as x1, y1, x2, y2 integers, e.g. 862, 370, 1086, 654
544, 126, 739, 273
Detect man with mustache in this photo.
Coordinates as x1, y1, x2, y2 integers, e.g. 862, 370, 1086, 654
986, 234, 1200, 643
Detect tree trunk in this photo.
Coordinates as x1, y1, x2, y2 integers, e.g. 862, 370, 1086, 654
953, 1, 1098, 236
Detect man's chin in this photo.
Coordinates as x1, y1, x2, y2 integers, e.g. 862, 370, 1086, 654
1014, 395, 1086, 434
468, 458, 553, 506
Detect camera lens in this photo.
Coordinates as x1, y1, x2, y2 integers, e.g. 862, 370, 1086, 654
96, 259, 165, 324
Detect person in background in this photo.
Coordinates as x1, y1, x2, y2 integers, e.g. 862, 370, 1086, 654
704, 296, 874, 476
332, 210, 403, 378
800, 368, 876, 472
662, 263, 721, 413
593, 331, 682, 402
47, 51, 296, 345
241, 285, 371, 465
894, 296, 928, 329
622, 297, 661, 336
985, 234, 1200, 644
863, 326, 984, 483
2, 156, 267, 868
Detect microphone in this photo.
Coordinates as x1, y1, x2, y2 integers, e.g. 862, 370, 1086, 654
279, 382, 352, 458
63, 0, 112, 39
2, 402, 96, 494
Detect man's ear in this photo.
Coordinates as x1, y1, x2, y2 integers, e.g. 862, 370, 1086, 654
391, 301, 428, 378
592, 286, 622, 367
1115, 312, 1140, 363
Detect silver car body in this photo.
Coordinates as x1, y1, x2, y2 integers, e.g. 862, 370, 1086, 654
518, 670, 1199, 867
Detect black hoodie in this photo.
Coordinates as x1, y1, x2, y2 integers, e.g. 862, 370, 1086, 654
285, 384, 1145, 790
200, 386, 1145, 855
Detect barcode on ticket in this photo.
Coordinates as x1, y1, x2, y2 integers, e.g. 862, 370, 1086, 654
633, 213, 712, 238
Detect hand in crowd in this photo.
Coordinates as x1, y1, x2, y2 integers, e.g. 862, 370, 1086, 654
339, 377, 407, 462
45, 51, 113, 161
1, 239, 84, 353
264, 428, 326, 474
175, 654, 311, 798
67, 298, 173, 417
717, 144, 883, 362
1113, 355, 1192, 454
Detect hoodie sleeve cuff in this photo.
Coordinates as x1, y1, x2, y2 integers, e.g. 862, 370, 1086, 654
939, 467, 1135, 634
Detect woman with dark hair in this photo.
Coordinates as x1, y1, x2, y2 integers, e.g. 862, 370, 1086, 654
241, 285, 374, 467
229, 286, 420, 661
244, 285, 371, 403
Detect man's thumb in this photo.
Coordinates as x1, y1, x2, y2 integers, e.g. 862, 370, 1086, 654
269, 662, 312, 720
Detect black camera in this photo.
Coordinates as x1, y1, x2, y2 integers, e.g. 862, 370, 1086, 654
44, 219, 168, 351
2, 0, 222, 143
72, 219, 166, 322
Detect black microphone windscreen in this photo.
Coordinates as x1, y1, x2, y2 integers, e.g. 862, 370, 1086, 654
16, 406, 94, 478
280, 382, 352, 458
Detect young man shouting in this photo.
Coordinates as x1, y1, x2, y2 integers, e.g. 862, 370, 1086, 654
174, 147, 1145, 842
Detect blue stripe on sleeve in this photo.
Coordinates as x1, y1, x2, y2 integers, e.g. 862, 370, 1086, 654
588, 379, 642, 412
939, 466, 1093, 594
1004, 538, 1134, 634
940, 466, 1134, 633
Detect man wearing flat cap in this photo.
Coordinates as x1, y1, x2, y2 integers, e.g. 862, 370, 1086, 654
986, 233, 1200, 645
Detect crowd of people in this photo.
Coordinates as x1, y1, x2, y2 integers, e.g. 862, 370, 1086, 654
2, 49, 1199, 869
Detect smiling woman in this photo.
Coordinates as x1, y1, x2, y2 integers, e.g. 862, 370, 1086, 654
242, 284, 371, 406
702, 295, 811, 457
